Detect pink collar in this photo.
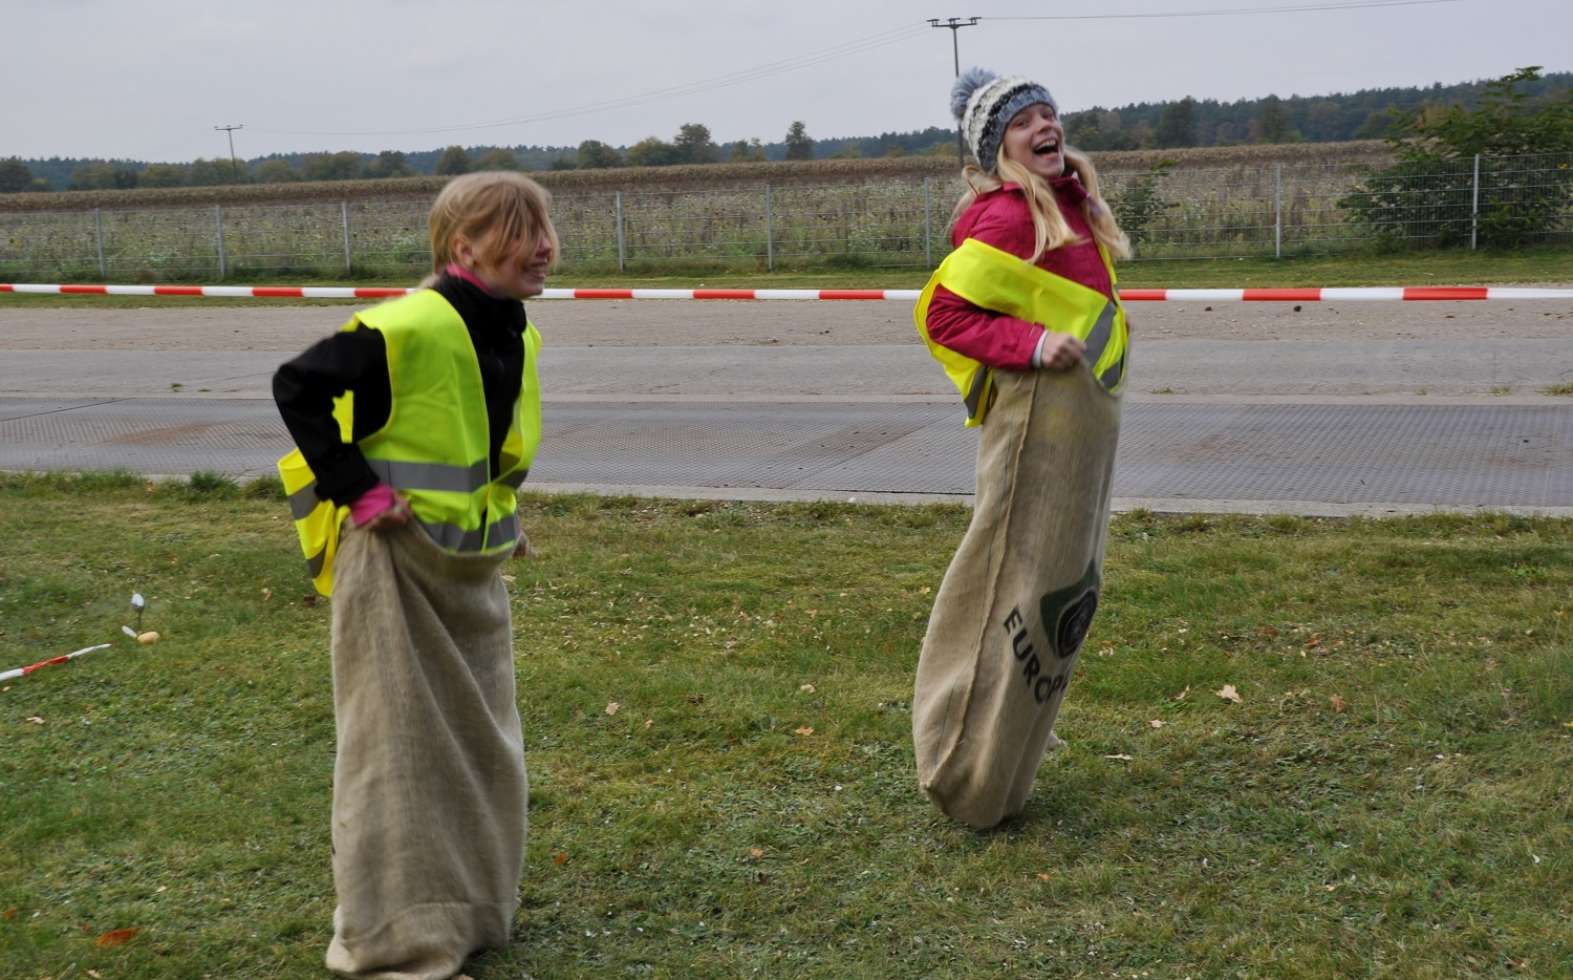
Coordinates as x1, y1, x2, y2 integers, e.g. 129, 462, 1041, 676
997, 173, 1088, 205
1050, 172, 1090, 205
444, 262, 502, 298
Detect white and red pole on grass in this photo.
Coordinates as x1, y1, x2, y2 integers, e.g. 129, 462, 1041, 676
0, 596, 150, 684
3, 283, 1573, 302
0, 643, 113, 683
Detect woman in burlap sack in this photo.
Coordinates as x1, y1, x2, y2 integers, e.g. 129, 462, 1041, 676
273, 172, 555, 978
912, 68, 1134, 829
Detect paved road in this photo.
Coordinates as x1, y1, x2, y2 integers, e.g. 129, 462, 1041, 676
3, 396, 1567, 515
2, 340, 1571, 400
2, 302, 1570, 514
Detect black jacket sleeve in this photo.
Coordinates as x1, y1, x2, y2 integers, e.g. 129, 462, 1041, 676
272, 324, 392, 506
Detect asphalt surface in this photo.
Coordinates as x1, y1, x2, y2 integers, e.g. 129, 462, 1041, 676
2, 300, 1570, 515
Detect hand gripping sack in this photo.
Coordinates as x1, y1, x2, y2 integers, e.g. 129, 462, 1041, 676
912, 364, 1120, 829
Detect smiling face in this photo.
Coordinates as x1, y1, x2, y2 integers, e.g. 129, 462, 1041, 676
1000, 102, 1066, 181
456, 229, 555, 299
429, 172, 559, 299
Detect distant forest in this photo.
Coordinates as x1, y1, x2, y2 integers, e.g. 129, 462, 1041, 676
5, 70, 1570, 192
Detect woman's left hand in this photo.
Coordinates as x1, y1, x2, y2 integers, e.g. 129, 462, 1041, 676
1040, 332, 1085, 371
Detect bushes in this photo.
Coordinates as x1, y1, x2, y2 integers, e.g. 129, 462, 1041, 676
1111, 161, 1177, 248
1340, 67, 1573, 248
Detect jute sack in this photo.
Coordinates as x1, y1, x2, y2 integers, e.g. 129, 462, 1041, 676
325, 520, 526, 980
913, 363, 1121, 829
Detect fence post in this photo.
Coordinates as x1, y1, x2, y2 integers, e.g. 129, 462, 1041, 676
923, 177, 933, 267
614, 191, 625, 274
1273, 163, 1282, 259
1470, 153, 1480, 251
214, 205, 227, 279
341, 201, 352, 273
93, 208, 107, 279
764, 183, 774, 273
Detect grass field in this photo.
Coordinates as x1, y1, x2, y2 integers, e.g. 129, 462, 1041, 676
1, 474, 1569, 978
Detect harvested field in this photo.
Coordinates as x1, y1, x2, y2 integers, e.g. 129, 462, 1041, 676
3, 143, 1568, 280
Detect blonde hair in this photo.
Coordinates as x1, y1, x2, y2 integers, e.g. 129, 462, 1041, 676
423, 171, 560, 286
951, 147, 1131, 264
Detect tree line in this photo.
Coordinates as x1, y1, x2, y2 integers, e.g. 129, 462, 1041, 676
0, 121, 821, 193
3, 70, 1569, 193
1067, 70, 1573, 151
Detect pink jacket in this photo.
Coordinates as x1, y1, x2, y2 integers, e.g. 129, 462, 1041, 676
925, 174, 1114, 370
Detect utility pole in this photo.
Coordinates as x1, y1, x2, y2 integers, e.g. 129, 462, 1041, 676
928, 17, 979, 167
214, 124, 243, 181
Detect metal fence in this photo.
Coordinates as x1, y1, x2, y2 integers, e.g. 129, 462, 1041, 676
1108, 152, 1573, 259
2, 153, 1568, 281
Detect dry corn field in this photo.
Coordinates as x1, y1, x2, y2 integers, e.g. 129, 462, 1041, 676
2, 143, 1569, 281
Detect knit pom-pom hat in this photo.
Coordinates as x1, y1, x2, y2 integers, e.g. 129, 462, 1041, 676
951, 67, 1057, 173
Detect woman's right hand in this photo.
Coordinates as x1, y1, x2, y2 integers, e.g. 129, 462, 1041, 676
1040, 332, 1085, 371
360, 495, 413, 532
350, 482, 413, 531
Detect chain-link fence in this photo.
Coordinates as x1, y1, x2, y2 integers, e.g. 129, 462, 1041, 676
2, 153, 1569, 281
1104, 153, 1573, 258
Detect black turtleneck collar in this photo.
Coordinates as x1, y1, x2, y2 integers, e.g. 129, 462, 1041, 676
432, 270, 527, 339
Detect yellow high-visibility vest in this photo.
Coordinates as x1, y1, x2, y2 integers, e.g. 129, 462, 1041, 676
278, 289, 542, 596
913, 237, 1128, 426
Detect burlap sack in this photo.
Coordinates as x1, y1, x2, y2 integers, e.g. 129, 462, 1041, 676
913, 363, 1121, 829
324, 520, 526, 980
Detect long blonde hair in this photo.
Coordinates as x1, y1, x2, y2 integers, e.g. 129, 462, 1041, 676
951, 147, 1131, 263
423, 171, 560, 286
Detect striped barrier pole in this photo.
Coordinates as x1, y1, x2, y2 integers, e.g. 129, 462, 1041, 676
0, 643, 113, 684
3, 284, 1573, 301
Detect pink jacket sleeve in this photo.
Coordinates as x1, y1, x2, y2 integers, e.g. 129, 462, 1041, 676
923, 196, 1046, 372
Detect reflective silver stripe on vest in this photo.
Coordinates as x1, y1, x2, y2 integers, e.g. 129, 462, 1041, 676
1100, 353, 1125, 390
488, 511, 520, 547
416, 512, 518, 554
306, 544, 326, 580
963, 368, 991, 418
288, 482, 320, 520
1082, 301, 1117, 374
365, 458, 490, 493
500, 468, 529, 490
416, 519, 478, 552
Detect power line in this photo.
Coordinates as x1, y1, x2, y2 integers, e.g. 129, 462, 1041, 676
214, 124, 243, 177
251, 24, 930, 139
248, 0, 1462, 143
986, 0, 1460, 22
929, 18, 980, 167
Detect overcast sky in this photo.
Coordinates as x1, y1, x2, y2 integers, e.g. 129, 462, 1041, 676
6, 0, 1569, 163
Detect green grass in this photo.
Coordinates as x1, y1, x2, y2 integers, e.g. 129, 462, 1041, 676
2, 247, 1570, 310
1, 476, 1570, 978
1543, 382, 1573, 396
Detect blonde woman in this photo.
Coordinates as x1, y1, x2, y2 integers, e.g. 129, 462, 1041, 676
274, 172, 556, 977
925, 68, 1131, 376
912, 69, 1134, 829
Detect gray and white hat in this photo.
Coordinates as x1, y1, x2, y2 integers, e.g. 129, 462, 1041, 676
951, 67, 1057, 172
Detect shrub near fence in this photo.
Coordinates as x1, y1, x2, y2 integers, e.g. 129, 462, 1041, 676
2, 147, 1570, 281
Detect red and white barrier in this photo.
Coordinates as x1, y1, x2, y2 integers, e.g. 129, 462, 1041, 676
0, 283, 414, 299
1117, 286, 1573, 302
1, 643, 112, 684
3, 283, 1572, 301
